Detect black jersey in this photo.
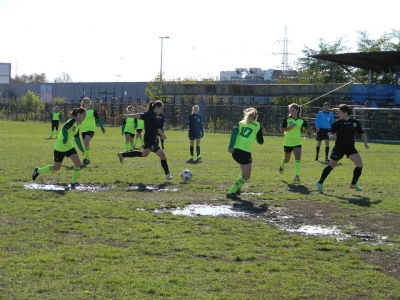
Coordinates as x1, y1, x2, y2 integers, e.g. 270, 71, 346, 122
140, 110, 160, 142
330, 118, 365, 146
187, 114, 203, 136
158, 113, 166, 131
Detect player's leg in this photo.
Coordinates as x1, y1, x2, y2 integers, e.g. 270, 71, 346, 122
349, 152, 363, 191
293, 146, 302, 181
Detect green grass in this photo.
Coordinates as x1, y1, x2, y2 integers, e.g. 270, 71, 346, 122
0, 120, 399, 299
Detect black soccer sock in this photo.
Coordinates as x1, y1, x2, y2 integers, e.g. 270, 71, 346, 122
319, 165, 333, 184
351, 167, 362, 185
325, 147, 330, 159
122, 151, 142, 157
161, 159, 170, 175
190, 146, 194, 156
196, 146, 200, 156
316, 146, 320, 156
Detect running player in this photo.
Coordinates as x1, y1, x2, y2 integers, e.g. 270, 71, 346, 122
80, 97, 105, 165
279, 103, 315, 181
121, 105, 136, 152
187, 105, 204, 162
315, 102, 334, 162
226, 107, 264, 200
32, 107, 86, 189
133, 105, 145, 149
316, 104, 369, 193
117, 100, 172, 180
49, 106, 63, 139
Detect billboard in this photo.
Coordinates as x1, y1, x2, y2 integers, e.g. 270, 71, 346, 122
0, 63, 11, 84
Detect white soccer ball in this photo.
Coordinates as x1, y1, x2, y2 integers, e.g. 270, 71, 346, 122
181, 169, 193, 181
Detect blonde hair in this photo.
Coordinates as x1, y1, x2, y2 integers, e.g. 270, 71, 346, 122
126, 105, 134, 112
242, 107, 258, 124
192, 105, 199, 114
81, 97, 92, 108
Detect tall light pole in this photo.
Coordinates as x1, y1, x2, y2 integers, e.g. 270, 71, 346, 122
159, 36, 169, 82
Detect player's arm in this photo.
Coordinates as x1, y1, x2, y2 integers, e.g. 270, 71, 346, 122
158, 128, 166, 139
280, 119, 295, 132
256, 127, 264, 145
228, 124, 239, 153
121, 119, 126, 135
74, 130, 84, 153
126, 113, 141, 119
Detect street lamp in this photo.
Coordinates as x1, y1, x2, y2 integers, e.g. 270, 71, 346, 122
159, 36, 169, 82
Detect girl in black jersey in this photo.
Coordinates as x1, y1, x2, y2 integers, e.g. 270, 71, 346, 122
316, 104, 369, 193
117, 100, 172, 180
187, 105, 204, 162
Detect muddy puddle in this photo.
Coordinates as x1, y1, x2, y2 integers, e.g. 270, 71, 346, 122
167, 204, 388, 244
23, 182, 111, 192
127, 185, 178, 192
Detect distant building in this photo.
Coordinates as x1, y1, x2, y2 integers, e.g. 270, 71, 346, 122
220, 68, 284, 82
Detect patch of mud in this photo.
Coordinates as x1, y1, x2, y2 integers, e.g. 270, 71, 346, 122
23, 182, 112, 192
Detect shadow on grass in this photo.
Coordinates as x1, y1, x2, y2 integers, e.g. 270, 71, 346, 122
283, 181, 311, 195
324, 193, 381, 207
185, 159, 202, 165
232, 198, 269, 214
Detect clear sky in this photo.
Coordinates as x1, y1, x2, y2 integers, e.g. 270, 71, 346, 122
1, 0, 398, 82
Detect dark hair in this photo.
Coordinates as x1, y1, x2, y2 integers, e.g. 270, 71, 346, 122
71, 107, 86, 117
323, 102, 330, 106
147, 100, 163, 111
338, 104, 352, 115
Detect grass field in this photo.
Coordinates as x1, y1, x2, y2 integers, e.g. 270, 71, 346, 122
1, 120, 400, 299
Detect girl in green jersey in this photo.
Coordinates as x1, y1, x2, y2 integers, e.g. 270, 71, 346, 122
226, 108, 264, 200
121, 105, 136, 151
32, 108, 86, 189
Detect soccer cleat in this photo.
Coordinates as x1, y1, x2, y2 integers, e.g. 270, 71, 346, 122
279, 166, 284, 174
49, 136, 52, 139
315, 156, 318, 161
350, 184, 363, 191
118, 152, 124, 164
166, 173, 172, 180
235, 189, 241, 196
83, 159, 90, 165
226, 193, 241, 200
293, 175, 300, 182
70, 182, 80, 190
188, 156, 194, 161
316, 181, 323, 193
32, 168, 40, 181
325, 158, 330, 163
197, 155, 202, 162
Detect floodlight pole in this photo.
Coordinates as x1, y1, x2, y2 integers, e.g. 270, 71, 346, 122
159, 36, 169, 82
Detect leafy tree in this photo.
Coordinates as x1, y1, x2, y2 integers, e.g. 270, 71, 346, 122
296, 37, 350, 84
20, 90, 45, 121
145, 73, 165, 100
54, 72, 73, 83
11, 73, 48, 83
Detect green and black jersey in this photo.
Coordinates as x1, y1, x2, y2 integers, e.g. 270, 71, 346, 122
229, 120, 264, 152
54, 118, 80, 152
51, 111, 62, 121
122, 117, 136, 134
281, 117, 310, 147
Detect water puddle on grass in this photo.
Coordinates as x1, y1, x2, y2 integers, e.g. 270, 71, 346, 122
127, 185, 178, 192
23, 183, 112, 192
167, 204, 388, 244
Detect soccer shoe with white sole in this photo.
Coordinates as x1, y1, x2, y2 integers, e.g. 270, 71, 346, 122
350, 184, 363, 191
293, 175, 300, 182
166, 173, 172, 180
32, 168, 40, 181
70, 182, 80, 190
316, 181, 323, 193
279, 166, 284, 174
118, 153, 124, 164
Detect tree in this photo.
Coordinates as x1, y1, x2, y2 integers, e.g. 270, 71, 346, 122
11, 73, 48, 83
145, 73, 165, 100
20, 90, 45, 121
54, 72, 73, 83
296, 37, 350, 84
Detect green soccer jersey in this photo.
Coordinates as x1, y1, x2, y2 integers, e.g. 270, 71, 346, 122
231, 120, 262, 152
81, 108, 98, 132
135, 118, 144, 130
281, 117, 310, 147
123, 117, 136, 134
54, 118, 80, 152
51, 112, 61, 121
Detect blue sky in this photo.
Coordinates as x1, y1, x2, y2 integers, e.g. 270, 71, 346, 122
1, 0, 399, 82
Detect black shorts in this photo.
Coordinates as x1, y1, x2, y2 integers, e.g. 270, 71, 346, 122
316, 129, 330, 141
82, 131, 95, 139
283, 145, 302, 153
136, 129, 143, 133
232, 148, 252, 165
51, 120, 60, 130
330, 145, 358, 161
188, 132, 201, 140
144, 139, 161, 153
124, 132, 135, 138
54, 148, 77, 163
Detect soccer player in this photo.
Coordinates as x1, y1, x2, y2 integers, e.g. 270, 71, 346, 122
316, 104, 369, 193
187, 105, 204, 162
80, 97, 106, 165
32, 107, 86, 189
117, 100, 172, 180
121, 105, 136, 152
49, 106, 63, 139
279, 103, 315, 181
315, 102, 335, 162
226, 107, 264, 200
133, 105, 145, 149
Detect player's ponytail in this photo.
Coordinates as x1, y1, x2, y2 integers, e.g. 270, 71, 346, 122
242, 107, 258, 124
148, 100, 163, 111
